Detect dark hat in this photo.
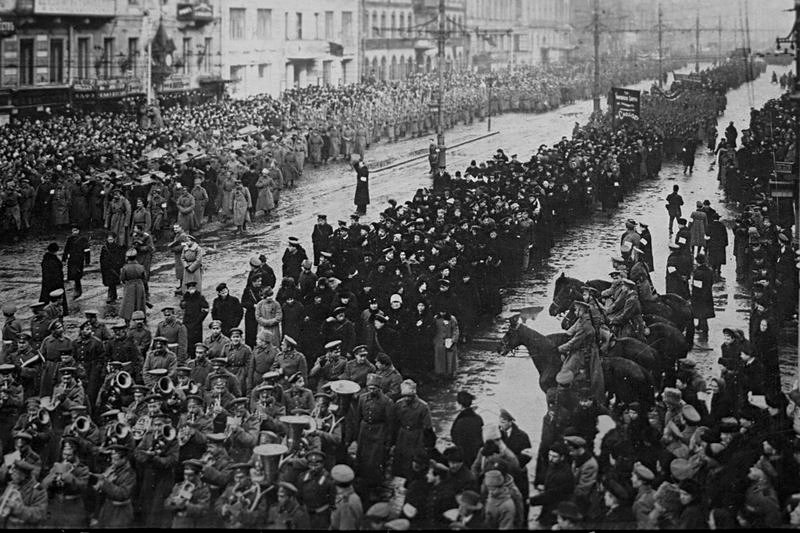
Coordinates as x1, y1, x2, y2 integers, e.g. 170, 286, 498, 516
216, 283, 228, 292
287, 372, 304, 384
183, 458, 204, 472
47, 242, 60, 253
456, 390, 475, 406
549, 441, 569, 456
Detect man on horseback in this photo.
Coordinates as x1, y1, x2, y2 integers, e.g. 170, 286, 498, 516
580, 285, 612, 353
556, 301, 605, 406
605, 279, 647, 341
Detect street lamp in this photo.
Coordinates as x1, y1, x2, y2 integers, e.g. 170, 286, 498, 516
486, 75, 496, 132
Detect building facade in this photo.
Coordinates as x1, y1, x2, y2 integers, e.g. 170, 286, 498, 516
363, 0, 467, 82
466, 0, 572, 70
219, 0, 359, 98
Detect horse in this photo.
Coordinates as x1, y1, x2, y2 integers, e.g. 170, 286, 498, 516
549, 274, 610, 317
550, 274, 694, 345
602, 356, 654, 407
498, 317, 653, 406
546, 333, 657, 380
497, 315, 561, 392
643, 320, 689, 387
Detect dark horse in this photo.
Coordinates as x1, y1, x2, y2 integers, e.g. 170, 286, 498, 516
498, 316, 653, 406
550, 274, 694, 344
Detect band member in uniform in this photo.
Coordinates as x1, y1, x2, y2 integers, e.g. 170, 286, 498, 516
0, 459, 47, 528
41, 436, 89, 528
164, 458, 211, 528
298, 449, 336, 529
92, 444, 137, 528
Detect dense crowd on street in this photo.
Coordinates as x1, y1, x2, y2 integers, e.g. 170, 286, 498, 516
0, 58, 684, 243
0, 57, 798, 530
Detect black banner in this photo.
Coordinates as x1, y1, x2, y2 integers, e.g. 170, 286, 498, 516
611, 87, 641, 125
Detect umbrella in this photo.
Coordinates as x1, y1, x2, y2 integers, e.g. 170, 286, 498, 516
238, 125, 258, 136
144, 147, 169, 160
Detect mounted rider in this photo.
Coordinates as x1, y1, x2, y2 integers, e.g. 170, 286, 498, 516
604, 278, 647, 341
556, 300, 605, 406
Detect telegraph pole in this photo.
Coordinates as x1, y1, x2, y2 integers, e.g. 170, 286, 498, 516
657, 2, 664, 88
695, 13, 700, 72
717, 15, 722, 64
592, 0, 600, 112
436, 0, 446, 149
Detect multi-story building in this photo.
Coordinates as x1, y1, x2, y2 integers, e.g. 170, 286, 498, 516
363, 0, 467, 82
466, 0, 572, 70
219, 0, 359, 97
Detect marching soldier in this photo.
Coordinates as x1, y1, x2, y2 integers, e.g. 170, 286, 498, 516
298, 449, 335, 529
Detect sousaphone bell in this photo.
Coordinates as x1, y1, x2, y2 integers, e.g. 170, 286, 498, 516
252, 443, 288, 486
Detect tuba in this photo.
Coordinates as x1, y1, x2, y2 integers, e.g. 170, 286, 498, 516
156, 376, 175, 396
71, 415, 91, 435
0, 484, 22, 518
112, 422, 131, 441
279, 415, 316, 452
114, 371, 133, 389
252, 443, 287, 488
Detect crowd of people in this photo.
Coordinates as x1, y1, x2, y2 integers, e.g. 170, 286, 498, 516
0, 58, 685, 243
0, 57, 797, 530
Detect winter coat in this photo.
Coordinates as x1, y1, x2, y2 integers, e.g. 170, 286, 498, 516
105, 196, 131, 246
181, 245, 203, 293
40, 251, 65, 301
706, 219, 728, 267
353, 164, 369, 207
255, 175, 275, 213
691, 264, 715, 319
688, 209, 707, 248
450, 407, 484, 467
211, 295, 244, 336
230, 185, 251, 226
176, 191, 196, 232
119, 261, 147, 321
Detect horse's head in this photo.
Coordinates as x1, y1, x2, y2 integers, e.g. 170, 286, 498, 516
550, 274, 578, 316
498, 315, 522, 355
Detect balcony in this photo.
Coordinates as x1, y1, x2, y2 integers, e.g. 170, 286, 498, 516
285, 39, 350, 61
176, 2, 213, 25
28, 0, 115, 17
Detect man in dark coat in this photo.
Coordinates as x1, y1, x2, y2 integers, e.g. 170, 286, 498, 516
529, 441, 575, 527
665, 243, 691, 299
40, 242, 66, 313
354, 373, 394, 490
62, 226, 90, 298
499, 409, 532, 469
638, 222, 654, 273
706, 212, 728, 281
282, 237, 308, 283
450, 391, 483, 466
100, 233, 126, 303
180, 281, 209, 359
691, 253, 715, 334
211, 283, 243, 336
354, 160, 369, 215
311, 214, 333, 266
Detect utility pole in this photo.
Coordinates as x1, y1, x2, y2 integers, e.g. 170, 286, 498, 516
695, 13, 700, 73
436, 0, 445, 150
143, 0, 152, 104
592, 0, 600, 112
717, 15, 722, 65
657, 2, 664, 88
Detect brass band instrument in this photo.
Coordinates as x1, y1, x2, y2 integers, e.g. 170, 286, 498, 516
114, 371, 133, 389
70, 415, 91, 435
207, 394, 223, 416
179, 380, 200, 396
90, 464, 117, 489
150, 424, 176, 455
252, 443, 287, 488
0, 484, 22, 518
177, 425, 194, 447
131, 415, 151, 441
175, 480, 195, 503
227, 480, 262, 514
156, 376, 175, 396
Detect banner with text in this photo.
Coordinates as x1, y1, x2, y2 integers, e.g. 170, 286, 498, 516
611, 87, 641, 125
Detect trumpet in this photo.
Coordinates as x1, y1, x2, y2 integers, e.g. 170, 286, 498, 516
179, 380, 200, 396
177, 425, 194, 447
175, 480, 195, 503
0, 484, 22, 518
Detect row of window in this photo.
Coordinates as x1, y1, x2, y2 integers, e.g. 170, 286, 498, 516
1, 34, 215, 87
362, 10, 467, 39
229, 8, 353, 43
468, 0, 568, 22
